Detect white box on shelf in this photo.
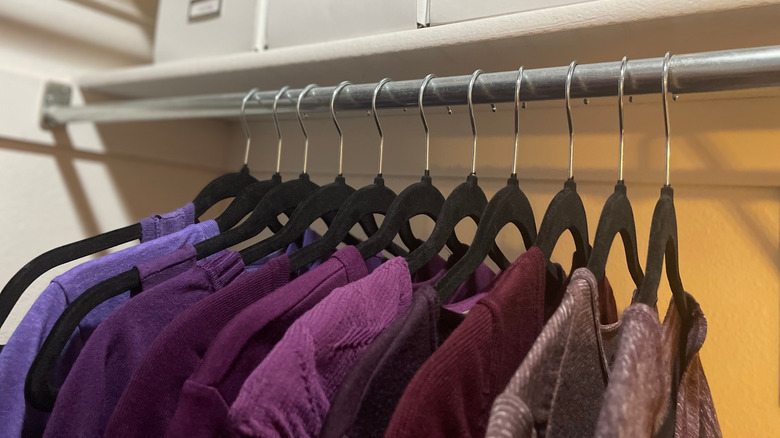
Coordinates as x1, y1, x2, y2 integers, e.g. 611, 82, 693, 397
429, 0, 597, 25
154, 0, 264, 63
265, 0, 419, 49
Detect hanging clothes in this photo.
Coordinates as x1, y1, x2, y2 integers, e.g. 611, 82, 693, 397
163, 246, 384, 437
595, 295, 721, 438
485, 267, 621, 438
103, 229, 323, 438
0, 204, 205, 438
227, 257, 414, 438
384, 247, 551, 438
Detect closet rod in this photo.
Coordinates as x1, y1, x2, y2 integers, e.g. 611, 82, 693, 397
42, 44, 780, 126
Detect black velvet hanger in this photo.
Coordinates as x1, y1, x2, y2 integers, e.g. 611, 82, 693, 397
586, 182, 643, 286
288, 78, 423, 272
435, 175, 537, 301
535, 178, 590, 274
356, 75, 468, 260
240, 81, 389, 264
405, 174, 507, 274
586, 57, 644, 286
0, 165, 257, 337
356, 173, 466, 259
240, 175, 385, 264
635, 185, 690, 438
191, 164, 259, 218
635, 54, 691, 438
288, 175, 415, 273
26, 269, 140, 411
213, 173, 283, 232
434, 67, 539, 301
534, 62, 591, 279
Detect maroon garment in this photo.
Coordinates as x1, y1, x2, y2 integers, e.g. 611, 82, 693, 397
164, 246, 379, 438
103, 254, 293, 438
383, 247, 548, 438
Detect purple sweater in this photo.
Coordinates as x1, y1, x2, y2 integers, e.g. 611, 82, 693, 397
104, 230, 323, 438
0, 204, 202, 438
164, 246, 381, 438
43, 248, 246, 438
228, 256, 414, 438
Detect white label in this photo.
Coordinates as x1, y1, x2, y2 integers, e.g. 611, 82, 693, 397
189, 0, 221, 19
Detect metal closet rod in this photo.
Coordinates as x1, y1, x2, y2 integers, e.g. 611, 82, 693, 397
43, 45, 780, 126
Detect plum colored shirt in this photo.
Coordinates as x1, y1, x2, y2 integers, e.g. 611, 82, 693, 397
0, 204, 203, 438
104, 230, 323, 438
319, 278, 493, 438
43, 248, 246, 438
164, 246, 381, 438
228, 256, 415, 438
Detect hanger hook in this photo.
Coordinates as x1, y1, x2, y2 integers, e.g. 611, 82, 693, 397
662, 52, 672, 187
372, 78, 391, 176
513, 66, 524, 177
240, 88, 259, 166
296, 84, 318, 174
565, 61, 577, 180
330, 81, 351, 177
272, 86, 290, 175
419, 74, 436, 176
467, 69, 483, 176
618, 56, 628, 182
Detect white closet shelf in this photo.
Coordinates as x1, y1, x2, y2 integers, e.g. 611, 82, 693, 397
77, 0, 780, 99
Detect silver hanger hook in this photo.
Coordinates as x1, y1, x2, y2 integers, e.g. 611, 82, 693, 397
372, 78, 391, 176
272, 86, 290, 174
330, 81, 351, 177
240, 88, 259, 166
467, 69, 483, 176
565, 61, 577, 180
419, 74, 436, 175
618, 56, 628, 182
513, 66, 524, 177
296, 84, 318, 174
661, 52, 672, 187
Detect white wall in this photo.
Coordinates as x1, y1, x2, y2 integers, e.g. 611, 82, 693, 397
0, 0, 234, 339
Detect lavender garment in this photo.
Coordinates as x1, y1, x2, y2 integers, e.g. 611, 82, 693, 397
43, 249, 245, 438
140, 203, 196, 243
104, 230, 323, 438
0, 205, 204, 438
485, 268, 621, 438
164, 246, 381, 438
595, 295, 721, 438
228, 256, 414, 438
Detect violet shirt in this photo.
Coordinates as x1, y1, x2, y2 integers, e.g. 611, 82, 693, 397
164, 246, 381, 438
104, 230, 323, 438
228, 256, 415, 438
43, 248, 246, 438
0, 204, 203, 438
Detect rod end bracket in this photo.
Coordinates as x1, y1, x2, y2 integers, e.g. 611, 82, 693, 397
40, 82, 72, 129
